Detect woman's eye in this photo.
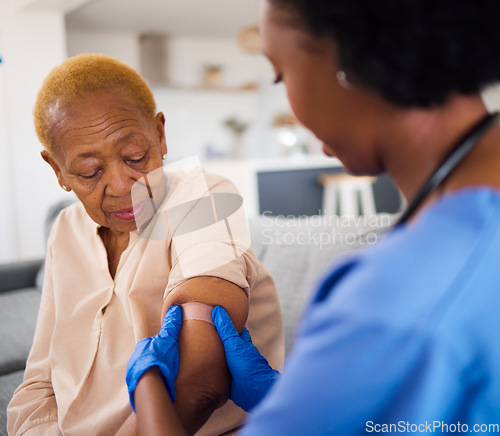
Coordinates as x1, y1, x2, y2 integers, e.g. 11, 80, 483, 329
128, 154, 147, 164
273, 74, 283, 84
80, 170, 100, 179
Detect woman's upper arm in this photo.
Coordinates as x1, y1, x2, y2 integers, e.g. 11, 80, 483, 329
157, 172, 254, 430
163, 276, 248, 330
162, 276, 248, 433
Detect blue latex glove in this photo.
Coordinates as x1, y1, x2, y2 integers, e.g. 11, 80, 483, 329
212, 306, 281, 412
126, 304, 183, 412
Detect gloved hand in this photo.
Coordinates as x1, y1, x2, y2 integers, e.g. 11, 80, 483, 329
212, 306, 280, 412
126, 304, 183, 412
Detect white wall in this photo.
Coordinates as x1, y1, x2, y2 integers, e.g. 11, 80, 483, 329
0, 32, 16, 263
67, 29, 141, 71
0, 0, 68, 262
167, 36, 271, 88
154, 36, 320, 160
155, 35, 288, 160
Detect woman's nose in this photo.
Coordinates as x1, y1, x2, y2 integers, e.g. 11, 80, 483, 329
104, 163, 136, 197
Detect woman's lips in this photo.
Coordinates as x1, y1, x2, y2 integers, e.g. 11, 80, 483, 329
111, 200, 146, 222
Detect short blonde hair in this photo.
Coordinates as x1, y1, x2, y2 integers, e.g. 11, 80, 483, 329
34, 53, 157, 156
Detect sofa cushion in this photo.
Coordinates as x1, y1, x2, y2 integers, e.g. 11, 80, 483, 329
0, 370, 24, 436
0, 260, 43, 294
249, 214, 394, 352
0, 289, 41, 376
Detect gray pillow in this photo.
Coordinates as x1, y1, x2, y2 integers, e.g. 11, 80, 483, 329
249, 213, 395, 353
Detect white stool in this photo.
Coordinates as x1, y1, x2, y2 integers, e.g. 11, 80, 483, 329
319, 173, 376, 216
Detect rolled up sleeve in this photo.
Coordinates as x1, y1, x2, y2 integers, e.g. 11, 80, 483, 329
164, 172, 258, 297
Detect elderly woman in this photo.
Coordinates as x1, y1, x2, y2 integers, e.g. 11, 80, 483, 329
7, 54, 284, 436
125, 0, 500, 434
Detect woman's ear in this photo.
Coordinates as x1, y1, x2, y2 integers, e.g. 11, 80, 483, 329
155, 112, 167, 156
41, 150, 71, 192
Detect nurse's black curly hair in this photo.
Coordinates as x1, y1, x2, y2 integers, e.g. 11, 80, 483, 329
269, 0, 500, 107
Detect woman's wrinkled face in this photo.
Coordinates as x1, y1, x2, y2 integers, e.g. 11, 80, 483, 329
259, 0, 387, 175
43, 88, 167, 233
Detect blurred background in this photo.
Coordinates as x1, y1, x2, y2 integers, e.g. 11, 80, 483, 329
1, 0, 499, 263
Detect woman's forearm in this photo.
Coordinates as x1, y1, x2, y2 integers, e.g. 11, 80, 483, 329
134, 367, 188, 436
173, 319, 231, 433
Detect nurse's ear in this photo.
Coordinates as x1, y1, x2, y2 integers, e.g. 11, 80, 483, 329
41, 150, 71, 192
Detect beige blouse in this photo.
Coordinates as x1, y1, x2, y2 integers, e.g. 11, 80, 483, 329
7, 167, 284, 436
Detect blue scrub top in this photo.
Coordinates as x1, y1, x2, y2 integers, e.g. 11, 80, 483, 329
241, 188, 500, 435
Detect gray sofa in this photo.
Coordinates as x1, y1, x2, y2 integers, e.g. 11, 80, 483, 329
0, 259, 43, 436
0, 207, 392, 435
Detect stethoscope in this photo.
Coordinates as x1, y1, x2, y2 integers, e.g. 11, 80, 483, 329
395, 111, 500, 227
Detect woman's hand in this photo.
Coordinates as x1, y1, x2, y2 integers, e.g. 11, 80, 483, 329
212, 306, 281, 412
126, 305, 183, 412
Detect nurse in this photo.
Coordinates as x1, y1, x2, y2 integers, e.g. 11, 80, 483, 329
126, 0, 500, 434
